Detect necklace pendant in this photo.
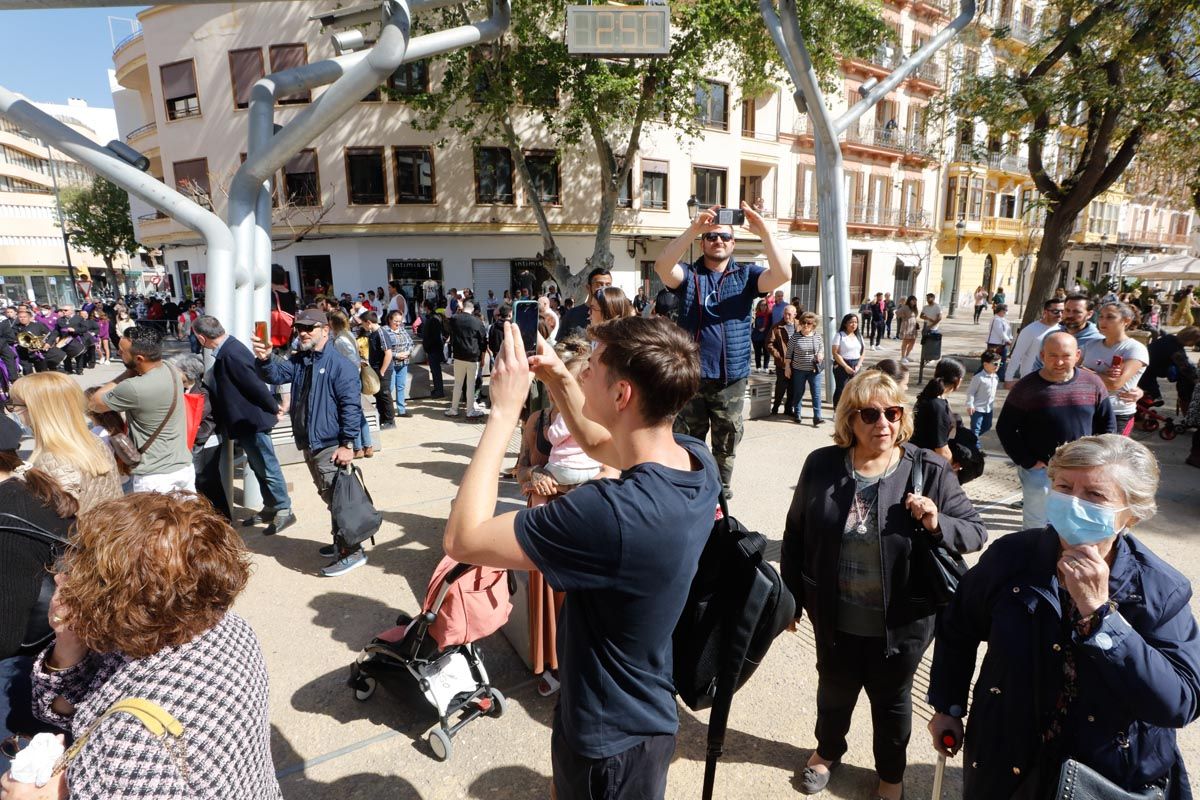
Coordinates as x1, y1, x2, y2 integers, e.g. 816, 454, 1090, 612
856, 523, 867, 534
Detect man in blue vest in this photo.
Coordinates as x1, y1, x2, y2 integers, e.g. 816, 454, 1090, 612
653, 202, 792, 498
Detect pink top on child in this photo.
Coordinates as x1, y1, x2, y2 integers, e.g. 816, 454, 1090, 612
547, 413, 601, 472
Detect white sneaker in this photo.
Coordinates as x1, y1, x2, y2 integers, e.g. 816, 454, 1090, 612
444, 409, 460, 417
900, 357, 910, 364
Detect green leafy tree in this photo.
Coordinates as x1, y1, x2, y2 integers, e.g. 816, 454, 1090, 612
944, 0, 1200, 326
60, 176, 139, 290
412, 0, 887, 295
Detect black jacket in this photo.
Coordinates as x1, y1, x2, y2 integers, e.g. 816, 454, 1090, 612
420, 312, 444, 354
209, 337, 279, 437
929, 529, 1200, 799
448, 312, 487, 362
781, 443, 987, 656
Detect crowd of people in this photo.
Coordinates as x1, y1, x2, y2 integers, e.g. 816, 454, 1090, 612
2, 207, 1200, 799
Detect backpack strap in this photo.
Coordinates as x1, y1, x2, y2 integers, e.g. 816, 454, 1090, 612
702, 566, 773, 800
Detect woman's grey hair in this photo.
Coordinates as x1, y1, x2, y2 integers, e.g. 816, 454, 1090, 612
1048, 434, 1159, 523
169, 353, 206, 384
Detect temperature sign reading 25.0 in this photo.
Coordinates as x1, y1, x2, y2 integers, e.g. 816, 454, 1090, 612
566, 5, 671, 57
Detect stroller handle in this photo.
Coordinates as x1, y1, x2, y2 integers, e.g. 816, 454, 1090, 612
425, 562, 483, 619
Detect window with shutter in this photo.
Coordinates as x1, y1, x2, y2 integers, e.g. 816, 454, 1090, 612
228, 48, 265, 110
160, 60, 200, 120
269, 44, 311, 104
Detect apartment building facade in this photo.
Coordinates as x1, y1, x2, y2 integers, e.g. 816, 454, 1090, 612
110, 0, 953, 312
0, 97, 132, 307
929, 0, 1196, 311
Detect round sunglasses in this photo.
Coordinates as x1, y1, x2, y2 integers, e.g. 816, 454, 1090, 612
854, 406, 904, 424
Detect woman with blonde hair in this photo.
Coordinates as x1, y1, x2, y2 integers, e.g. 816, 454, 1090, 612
7, 372, 122, 513
781, 369, 986, 800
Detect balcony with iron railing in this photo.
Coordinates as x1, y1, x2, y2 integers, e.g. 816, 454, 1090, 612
845, 123, 907, 155
912, 0, 953, 17
125, 121, 157, 143
112, 29, 143, 56
912, 58, 945, 86
952, 144, 1029, 175
995, 15, 1035, 44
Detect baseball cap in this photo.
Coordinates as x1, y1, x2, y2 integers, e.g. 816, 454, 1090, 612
294, 309, 328, 327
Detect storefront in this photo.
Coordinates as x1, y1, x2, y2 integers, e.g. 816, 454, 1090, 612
0, 267, 78, 307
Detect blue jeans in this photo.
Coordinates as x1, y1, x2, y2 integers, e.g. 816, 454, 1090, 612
391, 360, 409, 414
1017, 465, 1050, 530
237, 431, 291, 514
352, 409, 370, 450
791, 369, 824, 421
1, 655, 58, 774
970, 411, 993, 443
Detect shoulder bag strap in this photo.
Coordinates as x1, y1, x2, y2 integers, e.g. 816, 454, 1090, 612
55, 697, 189, 781
0, 512, 70, 546
137, 365, 181, 456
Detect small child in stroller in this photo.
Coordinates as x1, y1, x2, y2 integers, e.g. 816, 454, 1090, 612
348, 556, 512, 761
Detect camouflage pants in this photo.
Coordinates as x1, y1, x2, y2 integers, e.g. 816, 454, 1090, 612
672, 378, 746, 490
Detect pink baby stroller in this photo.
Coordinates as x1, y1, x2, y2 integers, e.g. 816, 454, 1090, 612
347, 557, 512, 761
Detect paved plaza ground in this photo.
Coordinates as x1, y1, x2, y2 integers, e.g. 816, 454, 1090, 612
73, 310, 1200, 799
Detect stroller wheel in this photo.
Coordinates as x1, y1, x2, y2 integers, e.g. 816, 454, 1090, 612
1161, 425, 1178, 441
353, 676, 377, 701
428, 727, 452, 761
488, 688, 507, 718
1142, 417, 1161, 432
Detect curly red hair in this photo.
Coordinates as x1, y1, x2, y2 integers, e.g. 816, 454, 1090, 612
57, 492, 251, 658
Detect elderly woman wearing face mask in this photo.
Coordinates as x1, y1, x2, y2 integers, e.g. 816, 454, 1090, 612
927, 434, 1200, 800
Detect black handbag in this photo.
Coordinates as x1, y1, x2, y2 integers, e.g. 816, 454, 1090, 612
1055, 758, 1167, 800
907, 450, 968, 614
331, 464, 383, 549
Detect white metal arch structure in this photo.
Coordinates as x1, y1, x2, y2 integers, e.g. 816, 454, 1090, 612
759, 0, 976, 395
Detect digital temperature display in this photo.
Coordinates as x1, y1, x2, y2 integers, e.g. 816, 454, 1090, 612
566, 5, 671, 57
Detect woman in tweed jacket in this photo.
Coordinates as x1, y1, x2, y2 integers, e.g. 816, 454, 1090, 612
0, 493, 281, 800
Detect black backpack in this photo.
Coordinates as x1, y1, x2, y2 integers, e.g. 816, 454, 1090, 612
673, 496, 796, 800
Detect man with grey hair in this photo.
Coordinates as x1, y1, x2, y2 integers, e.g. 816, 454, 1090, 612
446, 299, 488, 419
168, 351, 230, 519
996, 331, 1116, 529
193, 315, 295, 536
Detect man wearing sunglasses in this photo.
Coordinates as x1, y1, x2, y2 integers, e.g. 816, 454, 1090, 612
253, 309, 366, 577
1005, 297, 1064, 389
653, 202, 791, 499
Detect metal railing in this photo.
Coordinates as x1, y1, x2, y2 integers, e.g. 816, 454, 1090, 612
846, 123, 906, 152
914, 59, 944, 84
125, 122, 157, 142
112, 29, 143, 56
997, 15, 1035, 43
788, 201, 819, 221
137, 211, 168, 221
954, 144, 1029, 174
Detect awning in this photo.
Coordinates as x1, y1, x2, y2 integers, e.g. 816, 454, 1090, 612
895, 255, 921, 272
1123, 254, 1200, 281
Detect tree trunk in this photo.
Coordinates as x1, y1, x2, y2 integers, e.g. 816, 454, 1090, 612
102, 255, 118, 296
502, 118, 568, 288
1020, 206, 1078, 327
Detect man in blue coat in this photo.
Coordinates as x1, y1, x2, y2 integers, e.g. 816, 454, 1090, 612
193, 316, 294, 536
252, 309, 365, 577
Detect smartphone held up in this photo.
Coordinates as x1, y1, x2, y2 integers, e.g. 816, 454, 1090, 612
512, 300, 539, 355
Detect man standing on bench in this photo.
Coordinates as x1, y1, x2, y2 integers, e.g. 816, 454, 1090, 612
444, 316, 720, 799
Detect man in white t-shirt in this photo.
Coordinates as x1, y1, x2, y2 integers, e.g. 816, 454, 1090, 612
920, 293, 943, 334
1005, 297, 1064, 388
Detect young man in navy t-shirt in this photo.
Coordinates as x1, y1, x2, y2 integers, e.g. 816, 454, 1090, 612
444, 315, 721, 799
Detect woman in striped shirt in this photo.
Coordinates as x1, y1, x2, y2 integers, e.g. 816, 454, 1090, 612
784, 311, 826, 427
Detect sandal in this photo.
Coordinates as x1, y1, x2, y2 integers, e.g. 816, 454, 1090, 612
537, 671, 560, 697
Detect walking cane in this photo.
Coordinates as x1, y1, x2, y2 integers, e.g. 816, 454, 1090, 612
931, 730, 958, 800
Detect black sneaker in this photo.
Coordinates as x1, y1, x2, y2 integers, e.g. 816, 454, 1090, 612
242, 512, 273, 527
264, 511, 297, 536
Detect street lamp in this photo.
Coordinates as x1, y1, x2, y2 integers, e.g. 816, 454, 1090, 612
686, 195, 700, 263
948, 214, 966, 318
1099, 233, 1108, 286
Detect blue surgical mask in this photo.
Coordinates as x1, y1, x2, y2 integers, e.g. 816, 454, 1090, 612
1046, 490, 1125, 546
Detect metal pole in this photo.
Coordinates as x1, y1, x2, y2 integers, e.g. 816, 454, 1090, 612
760, 0, 976, 398
949, 217, 964, 317
46, 145, 79, 301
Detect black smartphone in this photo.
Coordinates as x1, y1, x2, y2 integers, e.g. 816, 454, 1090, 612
716, 207, 745, 226
513, 299, 540, 355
